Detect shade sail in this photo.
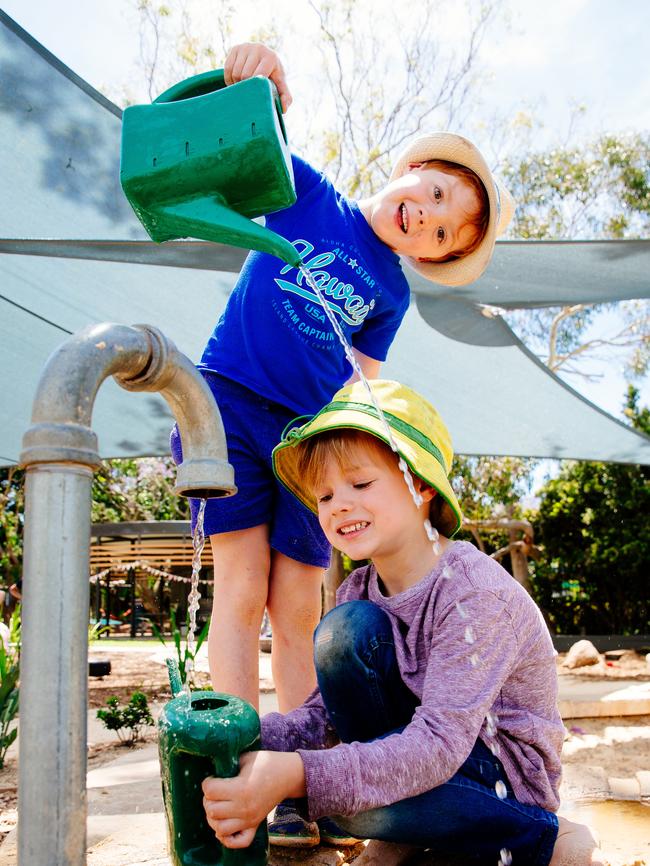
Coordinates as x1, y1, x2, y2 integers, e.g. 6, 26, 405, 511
1, 10, 649, 468
2, 238, 649, 312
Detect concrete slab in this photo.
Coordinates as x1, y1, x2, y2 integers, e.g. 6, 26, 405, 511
636, 769, 650, 799
558, 677, 650, 718
559, 765, 609, 803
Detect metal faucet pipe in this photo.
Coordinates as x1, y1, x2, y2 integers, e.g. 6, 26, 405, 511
17, 322, 235, 866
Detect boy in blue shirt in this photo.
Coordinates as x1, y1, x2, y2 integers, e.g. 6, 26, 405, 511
171, 41, 514, 846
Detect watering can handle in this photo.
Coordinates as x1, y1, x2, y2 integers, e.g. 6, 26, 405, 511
152, 68, 288, 139
154, 69, 227, 104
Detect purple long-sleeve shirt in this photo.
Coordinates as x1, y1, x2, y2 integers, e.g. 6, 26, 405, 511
261, 541, 564, 820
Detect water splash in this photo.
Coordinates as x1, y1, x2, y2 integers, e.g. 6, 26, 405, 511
186, 498, 207, 676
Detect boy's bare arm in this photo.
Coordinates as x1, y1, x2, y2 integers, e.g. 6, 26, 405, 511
202, 750, 306, 849
224, 42, 293, 114
347, 347, 382, 384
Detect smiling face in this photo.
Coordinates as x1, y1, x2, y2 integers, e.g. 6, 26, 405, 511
312, 438, 434, 565
361, 162, 486, 262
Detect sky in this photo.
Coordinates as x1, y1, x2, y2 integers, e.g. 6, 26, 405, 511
2, 0, 649, 420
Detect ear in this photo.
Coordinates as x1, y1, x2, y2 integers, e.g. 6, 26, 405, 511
414, 477, 437, 503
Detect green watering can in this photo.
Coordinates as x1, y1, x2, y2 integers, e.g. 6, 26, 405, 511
158, 660, 269, 865
120, 69, 302, 268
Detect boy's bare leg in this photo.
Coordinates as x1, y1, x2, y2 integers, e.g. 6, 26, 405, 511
208, 525, 271, 711
549, 817, 608, 866
266, 551, 324, 712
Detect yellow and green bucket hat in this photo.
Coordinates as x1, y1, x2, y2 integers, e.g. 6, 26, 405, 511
272, 379, 463, 536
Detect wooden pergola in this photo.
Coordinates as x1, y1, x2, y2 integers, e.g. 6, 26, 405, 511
90, 521, 213, 637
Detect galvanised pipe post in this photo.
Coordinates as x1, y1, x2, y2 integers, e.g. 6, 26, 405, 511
18, 322, 235, 866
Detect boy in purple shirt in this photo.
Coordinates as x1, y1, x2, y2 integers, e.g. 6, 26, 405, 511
201, 380, 605, 866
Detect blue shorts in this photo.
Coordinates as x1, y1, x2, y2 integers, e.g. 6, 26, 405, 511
170, 372, 331, 569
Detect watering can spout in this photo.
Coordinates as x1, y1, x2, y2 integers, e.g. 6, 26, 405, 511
154, 197, 303, 269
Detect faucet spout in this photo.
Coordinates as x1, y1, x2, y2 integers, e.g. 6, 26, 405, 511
20, 321, 236, 497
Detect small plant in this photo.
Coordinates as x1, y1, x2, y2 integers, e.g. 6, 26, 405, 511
88, 621, 109, 643
96, 691, 154, 746
151, 605, 209, 689
0, 607, 21, 768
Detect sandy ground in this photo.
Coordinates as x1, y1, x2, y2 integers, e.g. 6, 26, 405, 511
2, 643, 649, 863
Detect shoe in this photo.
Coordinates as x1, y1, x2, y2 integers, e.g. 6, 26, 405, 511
317, 816, 360, 847
268, 800, 320, 848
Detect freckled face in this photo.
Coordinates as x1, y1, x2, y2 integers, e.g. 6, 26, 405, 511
366, 165, 482, 261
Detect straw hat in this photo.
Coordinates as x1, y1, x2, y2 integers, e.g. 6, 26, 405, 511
272, 379, 463, 536
389, 132, 515, 286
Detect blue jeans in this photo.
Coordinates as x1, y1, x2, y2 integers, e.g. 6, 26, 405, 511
313, 601, 559, 865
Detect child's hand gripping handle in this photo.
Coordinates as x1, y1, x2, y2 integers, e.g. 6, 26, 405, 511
210, 710, 269, 866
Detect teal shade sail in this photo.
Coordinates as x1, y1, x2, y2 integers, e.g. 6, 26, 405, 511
1, 10, 649, 467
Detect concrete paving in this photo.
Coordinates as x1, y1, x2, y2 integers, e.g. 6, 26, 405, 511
5, 649, 650, 866
558, 674, 650, 718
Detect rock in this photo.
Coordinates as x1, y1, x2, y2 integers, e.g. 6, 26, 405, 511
564, 640, 601, 669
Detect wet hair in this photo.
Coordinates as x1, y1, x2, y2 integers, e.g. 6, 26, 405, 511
294, 428, 457, 536
419, 159, 490, 262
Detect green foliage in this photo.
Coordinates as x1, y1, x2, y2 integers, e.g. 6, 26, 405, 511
88, 621, 109, 643
96, 691, 154, 745
500, 132, 650, 379
0, 608, 21, 768
530, 393, 650, 634
0, 467, 24, 586
450, 455, 536, 553
452, 456, 536, 521
501, 132, 650, 242
624, 385, 650, 436
1, 457, 187, 586
91, 457, 189, 523
151, 605, 210, 688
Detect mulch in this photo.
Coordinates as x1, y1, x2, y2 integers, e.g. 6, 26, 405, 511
88, 644, 212, 708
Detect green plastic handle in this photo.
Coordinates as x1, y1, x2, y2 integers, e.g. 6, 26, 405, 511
153, 68, 288, 139
154, 69, 227, 104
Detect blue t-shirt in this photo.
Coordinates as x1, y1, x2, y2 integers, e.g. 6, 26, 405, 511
199, 155, 411, 416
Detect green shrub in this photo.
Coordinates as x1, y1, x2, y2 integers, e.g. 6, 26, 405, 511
0, 607, 21, 768
96, 691, 154, 746
531, 389, 650, 635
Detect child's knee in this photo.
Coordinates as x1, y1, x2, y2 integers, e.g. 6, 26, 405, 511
314, 600, 387, 670
214, 581, 266, 623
